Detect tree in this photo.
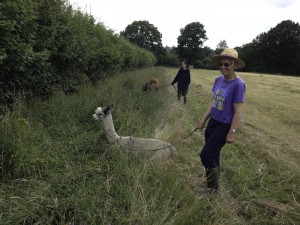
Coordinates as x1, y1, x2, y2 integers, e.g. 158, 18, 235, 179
120, 20, 165, 63
120, 20, 162, 49
239, 20, 300, 75
261, 20, 300, 74
176, 22, 208, 64
238, 33, 267, 72
215, 40, 228, 55
193, 46, 214, 69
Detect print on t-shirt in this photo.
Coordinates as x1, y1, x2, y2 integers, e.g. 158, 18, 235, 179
212, 89, 225, 111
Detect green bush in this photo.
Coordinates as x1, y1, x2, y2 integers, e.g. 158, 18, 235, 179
0, 0, 156, 107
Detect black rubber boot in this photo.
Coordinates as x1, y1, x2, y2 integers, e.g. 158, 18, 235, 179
177, 91, 181, 101
184, 96, 187, 104
206, 167, 219, 192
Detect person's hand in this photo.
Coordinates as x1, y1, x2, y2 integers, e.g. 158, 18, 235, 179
197, 120, 206, 129
226, 132, 235, 143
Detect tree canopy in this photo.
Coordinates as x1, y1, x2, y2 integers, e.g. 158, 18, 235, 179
120, 20, 162, 49
215, 40, 228, 55
176, 22, 208, 64
239, 20, 300, 75
120, 20, 166, 64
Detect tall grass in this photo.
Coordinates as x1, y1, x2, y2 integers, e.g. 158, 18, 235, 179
1, 67, 299, 224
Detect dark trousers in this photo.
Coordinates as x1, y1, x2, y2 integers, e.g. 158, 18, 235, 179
177, 88, 188, 100
200, 118, 231, 169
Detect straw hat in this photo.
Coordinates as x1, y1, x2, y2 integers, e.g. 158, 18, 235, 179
212, 48, 245, 69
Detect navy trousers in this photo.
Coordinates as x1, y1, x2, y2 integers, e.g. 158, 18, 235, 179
177, 88, 188, 99
200, 118, 231, 169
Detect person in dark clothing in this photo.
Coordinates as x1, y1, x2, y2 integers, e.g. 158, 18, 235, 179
171, 60, 191, 104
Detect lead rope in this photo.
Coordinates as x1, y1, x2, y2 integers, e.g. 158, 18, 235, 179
101, 124, 200, 152
159, 83, 172, 88
172, 85, 178, 92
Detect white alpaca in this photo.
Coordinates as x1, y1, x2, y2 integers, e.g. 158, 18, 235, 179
93, 104, 177, 160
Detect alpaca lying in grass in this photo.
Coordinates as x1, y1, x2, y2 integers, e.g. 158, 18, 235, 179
142, 78, 159, 91
93, 104, 177, 160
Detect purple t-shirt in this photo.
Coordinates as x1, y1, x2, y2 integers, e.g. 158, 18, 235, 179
211, 75, 246, 124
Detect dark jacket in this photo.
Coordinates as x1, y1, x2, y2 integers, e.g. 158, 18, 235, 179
172, 68, 191, 89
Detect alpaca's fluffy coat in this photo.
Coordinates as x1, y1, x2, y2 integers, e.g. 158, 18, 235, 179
142, 78, 159, 91
93, 104, 177, 160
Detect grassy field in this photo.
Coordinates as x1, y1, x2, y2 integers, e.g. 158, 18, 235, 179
1, 67, 299, 224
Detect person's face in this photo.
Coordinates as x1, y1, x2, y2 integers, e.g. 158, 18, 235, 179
218, 58, 235, 75
181, 61, 187, 69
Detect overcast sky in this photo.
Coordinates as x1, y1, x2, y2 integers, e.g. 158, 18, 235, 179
68, 0, 300, 49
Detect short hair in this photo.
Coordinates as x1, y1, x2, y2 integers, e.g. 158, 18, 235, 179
183, 60, 189, 68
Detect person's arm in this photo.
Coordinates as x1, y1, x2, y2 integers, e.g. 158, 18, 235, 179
171, 70, 180, 85
198, 103, 212, 129
185, 70, 191, 89
226, 102, 243, 143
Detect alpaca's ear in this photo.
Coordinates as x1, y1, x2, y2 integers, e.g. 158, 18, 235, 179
109, 104, 115, 112
142, 83, 147, 91
103, 104, 115, 115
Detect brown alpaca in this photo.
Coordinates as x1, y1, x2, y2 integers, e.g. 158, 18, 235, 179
142, 78, 160, 91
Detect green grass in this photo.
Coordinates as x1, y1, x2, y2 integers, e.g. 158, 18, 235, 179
1, 67, 299, 224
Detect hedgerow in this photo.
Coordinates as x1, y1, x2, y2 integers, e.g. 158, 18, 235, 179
0, 0, 156, 107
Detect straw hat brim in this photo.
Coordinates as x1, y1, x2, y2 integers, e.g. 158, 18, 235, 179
212, 55, 245, 69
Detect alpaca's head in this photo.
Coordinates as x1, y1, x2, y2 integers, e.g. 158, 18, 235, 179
93, 104, 114, 121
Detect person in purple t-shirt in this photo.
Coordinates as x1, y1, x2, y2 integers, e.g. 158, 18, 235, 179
197, 48, 246, 193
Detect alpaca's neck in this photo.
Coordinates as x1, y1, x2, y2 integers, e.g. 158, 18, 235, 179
102, 113, 120, 143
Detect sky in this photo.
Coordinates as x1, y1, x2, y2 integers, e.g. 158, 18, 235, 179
68, 0, 300, 49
